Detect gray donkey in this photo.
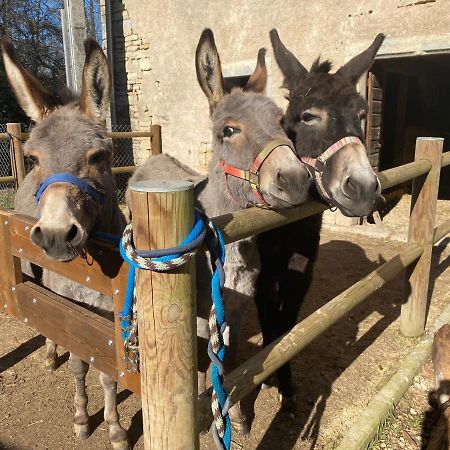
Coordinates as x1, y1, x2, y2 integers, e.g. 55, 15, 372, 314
127, 28, 312, 433
2, 39, 128, 449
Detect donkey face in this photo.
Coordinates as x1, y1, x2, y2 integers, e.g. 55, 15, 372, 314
271, 30, 385, 216
2, 39, 113, 261
196, 29, 311, 209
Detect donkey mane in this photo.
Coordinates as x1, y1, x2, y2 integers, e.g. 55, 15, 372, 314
310, 58, 332, 74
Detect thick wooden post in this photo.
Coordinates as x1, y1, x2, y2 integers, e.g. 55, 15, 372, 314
400, 137, 443, 336
7, 123, 25, 186
129, 179, 198, 450
150, 124, 162, 155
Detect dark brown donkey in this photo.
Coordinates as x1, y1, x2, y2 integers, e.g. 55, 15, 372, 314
255, 30, 385, 413
2, 40, 128, 449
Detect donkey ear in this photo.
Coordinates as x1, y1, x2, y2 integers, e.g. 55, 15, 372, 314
2, 38, 61, 122
336, 34, 385, 84
270, 29, 308, 91
195, 28, 226, 112
244, 48, 267, 93
80, 39, 111, 123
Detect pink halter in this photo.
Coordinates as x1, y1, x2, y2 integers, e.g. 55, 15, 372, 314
300, 136, 363, 202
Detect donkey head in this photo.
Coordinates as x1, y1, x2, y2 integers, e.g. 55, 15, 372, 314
2, 39, 116, 261
270, 30, 385, 216
196, 29, 311, 209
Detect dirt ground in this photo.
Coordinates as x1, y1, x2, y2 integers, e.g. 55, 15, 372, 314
0, 195, 449, 450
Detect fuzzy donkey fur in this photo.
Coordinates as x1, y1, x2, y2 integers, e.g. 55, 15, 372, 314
255, 30, 386, 413
2, 39, 129, 449
127, 28, 311, 434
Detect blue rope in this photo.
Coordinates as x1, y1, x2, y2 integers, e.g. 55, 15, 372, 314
92, 213, 231, 450
118, 213, 205, 340
207, 223, 232, 449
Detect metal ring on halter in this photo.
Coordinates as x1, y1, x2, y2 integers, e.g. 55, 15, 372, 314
219, 138, 296, 208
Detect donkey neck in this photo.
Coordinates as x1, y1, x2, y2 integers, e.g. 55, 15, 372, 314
198, 154, 250, 217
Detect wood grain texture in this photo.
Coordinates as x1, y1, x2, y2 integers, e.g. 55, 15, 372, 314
130, 182, 198, 450
6, 123, 25, 186
401, 138, 444, 336
0, 210, 23, 317
150, 124, 162, 155
197, 242, 425, 431
15, 282, 116, 376
9, 213, 122, 298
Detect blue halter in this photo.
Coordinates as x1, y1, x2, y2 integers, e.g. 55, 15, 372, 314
34, 173, 105, 205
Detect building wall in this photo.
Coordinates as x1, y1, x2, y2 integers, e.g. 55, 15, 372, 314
102, 0, 450, 171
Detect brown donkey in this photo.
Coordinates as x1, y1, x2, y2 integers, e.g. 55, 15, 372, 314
128, 28, 312, 434
2, 40, 128, 449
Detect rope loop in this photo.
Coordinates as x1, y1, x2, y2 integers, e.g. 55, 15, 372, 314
112, 209, 231, 450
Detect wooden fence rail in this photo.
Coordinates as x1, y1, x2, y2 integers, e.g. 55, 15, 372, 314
197, 217, 450, 431
0, 124, 162, 189
1, 137, 450, 448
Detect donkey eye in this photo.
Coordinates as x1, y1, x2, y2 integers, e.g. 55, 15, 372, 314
301, 112, 321, 123
223, 126, 240, 138
89, 151, 107, 165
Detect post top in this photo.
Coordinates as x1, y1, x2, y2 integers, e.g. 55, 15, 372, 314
416, 137, 444, 141
129, 179, 194, 193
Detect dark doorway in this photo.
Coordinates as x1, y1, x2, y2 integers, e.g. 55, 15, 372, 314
370, 54, 450, 199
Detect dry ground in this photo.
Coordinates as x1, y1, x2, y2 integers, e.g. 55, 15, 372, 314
0, 195, 449, 450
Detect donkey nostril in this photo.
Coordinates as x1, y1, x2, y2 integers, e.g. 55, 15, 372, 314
343, 176, 358, 198
66, 224, 79, 243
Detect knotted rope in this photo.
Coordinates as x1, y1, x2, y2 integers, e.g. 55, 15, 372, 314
115, 210, 231, 450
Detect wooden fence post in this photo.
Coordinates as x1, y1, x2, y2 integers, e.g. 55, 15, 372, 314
0, 210, 23, 317
150, 124, 162, 155
129, 179, 199, 450
7, 123, 25, 186
400, 137, 443, 337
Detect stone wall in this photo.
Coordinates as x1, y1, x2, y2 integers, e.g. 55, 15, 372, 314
102, 0, 450, 172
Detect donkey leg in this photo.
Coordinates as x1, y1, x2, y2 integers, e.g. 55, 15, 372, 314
223, 301, 250, 435
68, 353, 90, 439
99, 372, 129, 450
45, 338, 58, 371
276, 256, 315, 414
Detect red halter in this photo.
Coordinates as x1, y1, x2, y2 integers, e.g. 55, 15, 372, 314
300, 136, 363, 202
219, 138, 296, 208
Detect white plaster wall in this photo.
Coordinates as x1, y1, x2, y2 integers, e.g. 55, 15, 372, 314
110, 0, 450, 172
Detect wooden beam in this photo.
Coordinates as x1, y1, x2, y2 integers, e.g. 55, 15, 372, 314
150, 124, 162, 155
6, 123, 25, 186
108, 131, 153, 138
130, 179, 199, 450
197, 241, 425, 431
0, 210, 22, 317
111, 165, 136, 174
401, 137, 444, 336
14, 282, 116, 377
8, 213, 122, 298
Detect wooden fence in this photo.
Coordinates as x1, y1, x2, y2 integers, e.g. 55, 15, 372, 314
0, 123, 162, 185
0, 137, 449, 449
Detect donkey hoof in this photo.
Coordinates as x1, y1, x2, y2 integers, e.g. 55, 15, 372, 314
74, 423, 90, 440
45, 359, 57, 372
279, 393, 297, 417
232, 420, 250, 436
111, 440, 130, 450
